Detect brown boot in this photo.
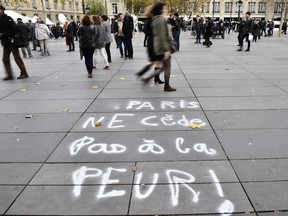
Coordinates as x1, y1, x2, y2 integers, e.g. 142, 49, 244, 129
164, 84, 176, 92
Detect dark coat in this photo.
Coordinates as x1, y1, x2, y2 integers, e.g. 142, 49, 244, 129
243, 18, 253, 34
66, 22, 74, 38
78, 25, 95, 50
17, 21, 30, 44
0, 14, 18, 46
252, 23, 260, 36
123, 15, 134, 37
204, 21, 212, 37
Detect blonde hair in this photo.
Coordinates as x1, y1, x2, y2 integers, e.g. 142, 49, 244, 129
144, 5, 154, 18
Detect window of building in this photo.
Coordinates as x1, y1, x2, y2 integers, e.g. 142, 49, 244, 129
75, 3, 79, 11
274, 2, 282, 13
45, 0, 49, 8
18, 1, 24, 7
258, 2, 266, 13
77, 15, 80, 21
47, 14, 51, 20
32, 0, 36, 8
212, 2, 220, 13
70, 15, 74, 20
112, 3, 118, 15
55, 15, 58, 22
69, 2, 73, 10
248, 2, 256, 13
201, 2, 209, 13
62, 2, 65, 10
235, 2, 243, 13
225, 2, 233, 13
54, 2, 58, 10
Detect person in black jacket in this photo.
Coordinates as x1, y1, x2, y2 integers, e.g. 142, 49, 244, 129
66, 20, 75, 52
0, 5, 29, 80
203, 17, 212, 48
237, 18, 244, 47
123, 11, 134, 59
238, 11, 253, 52
17, 18, 33, 58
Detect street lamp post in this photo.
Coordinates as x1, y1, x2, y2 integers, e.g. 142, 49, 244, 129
212, 0, 215, 21
82, 0, 85, 14
238, 0, 243, 19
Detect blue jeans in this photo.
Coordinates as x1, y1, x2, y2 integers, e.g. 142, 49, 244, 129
82, 48, 95, 73
173, 31, 180, 51
116, 36, 126, 57
195, 29, 201, 43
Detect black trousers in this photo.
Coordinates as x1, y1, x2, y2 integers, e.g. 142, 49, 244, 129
124, 35, 133, 58
105, 43, 111, 62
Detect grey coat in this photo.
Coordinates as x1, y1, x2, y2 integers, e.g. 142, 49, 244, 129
102, 21, 113, 44
152, 15, 171, 56
94, 24, 105, 49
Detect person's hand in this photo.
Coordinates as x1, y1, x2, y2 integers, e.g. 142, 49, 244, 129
164, 51, 171, 59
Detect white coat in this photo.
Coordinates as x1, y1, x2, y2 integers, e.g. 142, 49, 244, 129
35, 23, 50, 40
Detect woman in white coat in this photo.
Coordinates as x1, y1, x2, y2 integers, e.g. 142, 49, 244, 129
35, 18, 51, 56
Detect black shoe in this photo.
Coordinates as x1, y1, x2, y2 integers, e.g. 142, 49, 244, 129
237, 48, 243, 51
154, 75, 165, 84
17, 74, 29, 79
245, 49, 250, 52
108, 60, 112, 63
66, 50, 72, 52
2, 76, 14, 81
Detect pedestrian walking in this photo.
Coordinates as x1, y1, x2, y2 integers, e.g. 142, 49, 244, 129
170, 12, 181, 51
66, 20, 75, 52
237, 17, 244, 47
194, 15, 202, 44
113, 13, 126, 58
101, 14, 113, 63
35, 18, 51, 56
252, 19, 260, 42
123, 11, 134, 59
282, 20, 287, 35
136, 5, 164, 84
203, 17, 212, 48
92, 15, 110, 70
142, 3, 176, 91
16, 18, 33, 58
0, 5, 29, 80
238, 12, 253, 52
78, 15, 96, 78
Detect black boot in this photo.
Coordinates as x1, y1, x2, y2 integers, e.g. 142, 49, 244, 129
164, 83, 176, 91
154, 68, 164, 84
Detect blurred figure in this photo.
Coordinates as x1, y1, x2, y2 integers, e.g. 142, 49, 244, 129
17, 18, 33, 58
78, 15, 95, 78
35, 18, 51, 56
0, 5, 29, 80
123, 11, 134, 59
252, 19, 260, 42
238, 12, 253, 52
113, 13, 126, 58
101, 14, 113, 63
203, 17, 212, 47
66, 20, 75, 52
194, 15, 202, 44
171, 12, 181, 51
92, 15, 109, 70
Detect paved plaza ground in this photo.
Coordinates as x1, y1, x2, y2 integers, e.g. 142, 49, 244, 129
0, 31, 288, 216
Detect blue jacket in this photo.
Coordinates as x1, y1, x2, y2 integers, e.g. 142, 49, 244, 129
0, 14, 17, 46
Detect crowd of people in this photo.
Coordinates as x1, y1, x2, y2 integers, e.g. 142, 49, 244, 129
0, 3, 287, 85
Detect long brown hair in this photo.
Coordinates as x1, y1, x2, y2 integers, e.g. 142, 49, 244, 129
82, 15, 91, 26
92, 15, 102, 25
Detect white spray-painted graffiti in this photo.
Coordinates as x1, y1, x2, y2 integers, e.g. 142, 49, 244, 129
126, 100, 200, 110
82, 114, 206, 129
72, 166, 234, 215
70, 136, 216, 157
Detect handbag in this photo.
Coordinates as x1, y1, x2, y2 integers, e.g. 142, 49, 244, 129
11, 34, 26, 48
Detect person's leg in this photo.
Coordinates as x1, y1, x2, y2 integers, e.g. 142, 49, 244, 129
93, 49, 98, 67
26, 43, 33, 57
99, 48, 109, 68
39, 40, 45, 55
175, 31, 180, 51
245, 34, 250, 51
71, 39, 75, 51
105, 43, 111, 62
11, 46, 28, 77
130, 37, 133, 58
123, 36, 128, 58
2, 46, 13, 79
83, 49, 94, 76
44, 39, 50, 55
163, 57, 176, 91
21, 47, 27, 58
117, 37, 123, 57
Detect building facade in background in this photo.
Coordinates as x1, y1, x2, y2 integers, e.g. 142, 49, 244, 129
0, 0, 125, 23
197, 0, 285, 21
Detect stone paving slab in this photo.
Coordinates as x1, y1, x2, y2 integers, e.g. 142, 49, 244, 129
7, 185, 131, 215
98, 87, 194, 99
0, 83, 30, 91
25, 81, 108, 90
188, 79, 271, 87
216, 129, 288, 159
243, 182, 288, 212
0, 186, 23, 215
71, 111, 210, 132
206, 110, 288, 130
0, 164, 41, 184
0, 90, 15, 99
87, 98, 200, 113
129, 183, 253, 215
193, 87, 287, 97
258, 213, 288, 216
199, 96, 288, 110
38, 74, 114, 82
185, 72, 259, 80
48, 131, 225, 162
0, 113, 81, 133
232, 159, 288, 182
0, 133, 66, 162
30, 163, 134, 185
0, 99, 93, 113
2, 89, 100, 100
